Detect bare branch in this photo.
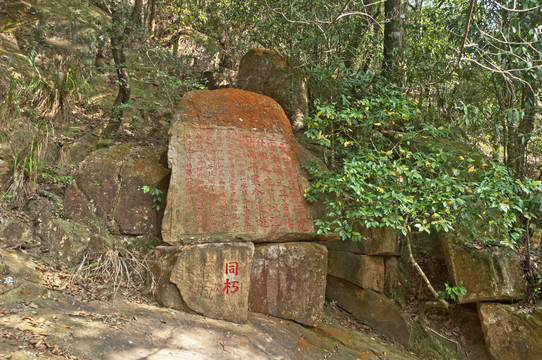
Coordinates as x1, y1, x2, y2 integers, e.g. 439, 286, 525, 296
322, 0, 387, 33
490, 0, 542, 12
461, 56, 538, 92
323, 0, 354, 34
335, 11, 384, 29
272, 9, 328, 35
474, 22, 542, 47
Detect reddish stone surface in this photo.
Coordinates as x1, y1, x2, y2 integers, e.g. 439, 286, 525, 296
326, 275, 413, 347
116, 148, 170, 235
65, 144, 170, 236
170, 242, 254, 323
248, 242, 327, 327
162, 89, 314, 245
327, 250, 384, 292
237, 48, 308, 128
173, 88, 293, 138
478, 303, 542, 360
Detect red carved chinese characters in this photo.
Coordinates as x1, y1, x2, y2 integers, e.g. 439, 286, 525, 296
223, 261, 240, 295
181, 129, 311, 235
225, 262, 239, 276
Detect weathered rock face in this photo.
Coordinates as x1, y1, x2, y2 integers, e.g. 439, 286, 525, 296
35, 219, 120, 267
162, 89, 314, 245
237, 48, 308, 130
321, 226, 400, 255
65, 143, 170, 236
327, 250, 384, 292
175, 29, 222, 74
384, 256, 403, 297
530, 226, 542, 249
58, 133, 99, 172
0, 218, 33, 248
478, 303, 542, 360
248, 242, 327, 327
326, 275, 413, 347
0, 248, 43, 294
170, 242, 254, 323
442, 233, 526, 303
147, 246, 190, 312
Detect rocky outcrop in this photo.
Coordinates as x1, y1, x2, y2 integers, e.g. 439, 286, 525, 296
326, 275, 413, 347
150, 243, 255, 323
237, 48, 308, 130
152, 89, 331, 324
65, 143, 170, 236
36, 218, 116, 267
162, 89, 314, 245
249, 242, 327, 326
0, 248, 43, 294
478, 303, 542, 360
319, 226, 402, 301
148, 246, 190, 311
442, 232, 526, 303
321, 226, 400, 255
327, 250, 384, 292
175, 29, 222, 74
0, 218, 33, 248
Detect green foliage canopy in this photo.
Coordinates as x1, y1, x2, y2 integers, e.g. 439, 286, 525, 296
304, 88, 542, 246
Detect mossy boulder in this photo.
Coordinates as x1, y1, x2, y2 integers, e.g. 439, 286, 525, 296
237, 48, 308, 130
36, 218, 115, 267
0, 218, 33, 247
478, 303, 542, 360
64, 143, 170, 237
442, 232, 526, 303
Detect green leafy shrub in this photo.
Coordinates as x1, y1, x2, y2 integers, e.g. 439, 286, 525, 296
437, 282, 467, 301
304, 86, 542, 303
305, 89, 541, 245
142, 185, 163, 212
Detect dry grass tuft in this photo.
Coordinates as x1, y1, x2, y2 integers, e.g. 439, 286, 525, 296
70, 247, 152, 298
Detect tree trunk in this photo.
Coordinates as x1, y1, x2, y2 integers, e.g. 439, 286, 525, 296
382, 0, 407, 86
102, 6, 131, 140
505, 86, 538, 179
147, 0, 156, 37
508, 88, 538, 179
132, 0, 143, 28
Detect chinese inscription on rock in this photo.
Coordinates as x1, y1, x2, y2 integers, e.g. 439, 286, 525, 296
170, 242, 254, 323
166, 126, 314, 244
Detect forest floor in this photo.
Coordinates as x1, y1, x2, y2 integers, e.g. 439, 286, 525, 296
0, 247, 424, 360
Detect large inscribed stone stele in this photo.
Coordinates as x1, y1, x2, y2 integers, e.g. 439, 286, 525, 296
162, 89, 314, 245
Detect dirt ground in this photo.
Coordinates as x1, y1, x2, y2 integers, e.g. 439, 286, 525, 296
0, 248, 423, 360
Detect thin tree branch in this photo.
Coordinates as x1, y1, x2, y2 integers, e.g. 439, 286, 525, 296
335, 11, 384, 29
474, 22, 542, 47
405, 231, 448, 306
462, 56, 539, 92
490, 0, 542, 12
324, 0, 354, 33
